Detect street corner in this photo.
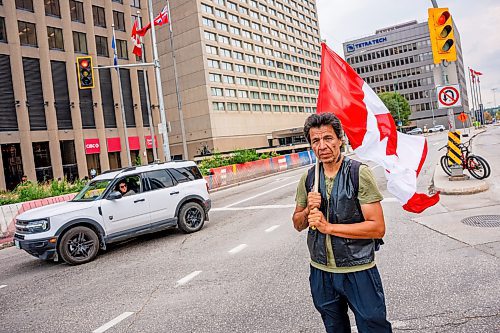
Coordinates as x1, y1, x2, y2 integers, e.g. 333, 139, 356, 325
432, 162, 489, 195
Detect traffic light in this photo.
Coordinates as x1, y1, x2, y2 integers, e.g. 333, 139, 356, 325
77, 56, 94, 89
428, 8, 457, 64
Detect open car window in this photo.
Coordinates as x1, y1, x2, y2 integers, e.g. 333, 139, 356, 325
72, 179, 112, 201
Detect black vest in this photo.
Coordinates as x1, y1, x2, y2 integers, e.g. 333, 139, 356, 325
305, 156, 375, 267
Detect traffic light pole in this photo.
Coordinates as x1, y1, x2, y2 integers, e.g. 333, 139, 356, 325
148, 0, 171, 162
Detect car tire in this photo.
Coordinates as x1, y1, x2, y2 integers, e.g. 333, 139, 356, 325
58, 226, 99, 265
178, 202, 205, 234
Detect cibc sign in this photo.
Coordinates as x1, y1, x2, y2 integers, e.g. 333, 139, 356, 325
84, 138, 100, 154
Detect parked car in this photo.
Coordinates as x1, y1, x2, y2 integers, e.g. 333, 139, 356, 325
428, 125, 446, 133
13, 161, 211, 265
406, 128, 423, 135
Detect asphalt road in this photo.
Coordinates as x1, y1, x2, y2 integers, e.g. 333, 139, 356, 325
0, 129, 499, 333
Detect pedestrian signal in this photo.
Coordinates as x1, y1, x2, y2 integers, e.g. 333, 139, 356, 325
77, 56, 94, 89
428, 8, 457, 64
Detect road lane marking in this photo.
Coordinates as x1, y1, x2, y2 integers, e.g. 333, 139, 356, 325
381, 198, 399, 203
176, 271, 202, 286
212, 204, 295, 211
224, 181, 298, 208
265, 225, 281, 233
93, 312, 134, 333
228, 244, 247, 254
0, 285, 6, 289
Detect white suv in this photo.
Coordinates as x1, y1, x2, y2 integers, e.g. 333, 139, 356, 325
14, 161, 211, 265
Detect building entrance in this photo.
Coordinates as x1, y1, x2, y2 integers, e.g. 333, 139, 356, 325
1, 143, 24, 191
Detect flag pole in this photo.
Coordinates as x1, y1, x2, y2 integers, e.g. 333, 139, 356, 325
166, 0, 188, 160
147, 0, 171, 161
136, 12, 158, 162
112, 25, 132, 167
477, 75, 484, 125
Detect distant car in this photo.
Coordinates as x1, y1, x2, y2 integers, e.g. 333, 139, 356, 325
428, 125, 446, 133
406, 128, 423, 135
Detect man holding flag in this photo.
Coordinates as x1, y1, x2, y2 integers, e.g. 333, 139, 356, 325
293, 43, 439, 332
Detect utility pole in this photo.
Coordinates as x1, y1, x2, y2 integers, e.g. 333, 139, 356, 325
492, 88, 497, 108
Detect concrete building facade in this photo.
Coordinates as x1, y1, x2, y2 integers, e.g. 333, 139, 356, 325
343, 20, 469, 130
0, 0, 322, 190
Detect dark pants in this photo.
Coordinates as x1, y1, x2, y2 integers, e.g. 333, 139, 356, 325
309, 265, 392, 333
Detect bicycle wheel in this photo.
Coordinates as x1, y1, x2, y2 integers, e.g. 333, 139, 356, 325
440, 155, 452, 176
466, 156, 488, 179
472, 155, 491, 179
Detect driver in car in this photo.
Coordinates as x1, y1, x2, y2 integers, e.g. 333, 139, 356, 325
117, 181, 136, 197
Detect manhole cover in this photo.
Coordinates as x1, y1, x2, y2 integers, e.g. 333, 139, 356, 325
461, 215, 500, 228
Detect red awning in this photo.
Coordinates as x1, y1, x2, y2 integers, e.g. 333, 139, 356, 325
128, 136, 140, 150
84, 138, 100, 154
107, 137, 121, 152
145, 135, 158, 148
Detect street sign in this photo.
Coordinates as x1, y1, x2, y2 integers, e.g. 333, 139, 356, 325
457, 113, 468, 123
437, 85, 462, 108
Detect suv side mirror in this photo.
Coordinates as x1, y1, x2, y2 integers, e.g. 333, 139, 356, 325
107, 191, 123, 200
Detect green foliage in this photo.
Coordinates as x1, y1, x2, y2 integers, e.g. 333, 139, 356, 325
197, 149, 280, 175
496, 111, 500, 120
378, 92, 411, 126
0, 178, 87, 206
134, 155, 142, 166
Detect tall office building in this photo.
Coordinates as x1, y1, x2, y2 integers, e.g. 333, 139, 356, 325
0, 0, 322, 191
155, 0, 321, 158
343, 20, 468, 129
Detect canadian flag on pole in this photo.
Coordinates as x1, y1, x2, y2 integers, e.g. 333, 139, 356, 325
317, 43, 439, 213
136, 5, 169, 37
131, 19, 142, 58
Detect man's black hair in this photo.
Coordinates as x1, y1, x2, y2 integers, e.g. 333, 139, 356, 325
303, 113, 343, 144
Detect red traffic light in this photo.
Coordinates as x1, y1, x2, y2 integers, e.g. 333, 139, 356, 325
437, 11, 450, 25
80, 59, 89, 68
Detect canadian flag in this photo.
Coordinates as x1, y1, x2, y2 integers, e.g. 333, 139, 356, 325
317, 43, 439, 213
136, 5, 169, 37
131, 19, 142, 58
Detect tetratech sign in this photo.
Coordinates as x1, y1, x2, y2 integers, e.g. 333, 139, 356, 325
346, 37, 388, 53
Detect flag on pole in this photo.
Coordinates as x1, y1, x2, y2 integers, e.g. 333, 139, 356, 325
316, 43, 439, 213
137, 5, 169, 37
131, 18, 142, 58
111, 35, 118, 68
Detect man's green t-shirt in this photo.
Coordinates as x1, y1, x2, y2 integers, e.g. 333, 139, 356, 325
295, 164, 383, 273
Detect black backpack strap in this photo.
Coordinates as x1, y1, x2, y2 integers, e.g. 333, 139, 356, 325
349, 159, 362, 195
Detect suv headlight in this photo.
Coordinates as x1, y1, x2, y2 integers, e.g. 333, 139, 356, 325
16, 219, 50, 233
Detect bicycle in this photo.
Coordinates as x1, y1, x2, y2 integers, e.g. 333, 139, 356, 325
439, 133, 491, 180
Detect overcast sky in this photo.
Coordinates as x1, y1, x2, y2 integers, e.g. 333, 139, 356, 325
316, 0, 500, 109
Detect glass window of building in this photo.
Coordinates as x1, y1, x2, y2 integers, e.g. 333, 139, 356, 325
113, 11, 126, 31
203, 17, 215, 28
18, 21, 37, 47
240, 103, 250, 111
95, 35, 109, 57
223, 75, 235, 84
70, 1, 85, 23
47, 27, 64, 50
209, 73, 222, 82
16, 0, 34, 11
204, 31, 216, 41
213, 102, 225, 111
207, 59, 219, 68
73, 31, 87, 53
227, 103, 238, 111
45, 0, 61, 17
202, 4, 213, 14
131, 0, 141, 8
93, 6, 106, 27
117, 39, 128, 59
0, 17, 7, 43
112, 0, 123, 3
221, 62, 232, 70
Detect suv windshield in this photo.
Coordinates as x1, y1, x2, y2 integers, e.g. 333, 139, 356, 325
72, 179, 112, 202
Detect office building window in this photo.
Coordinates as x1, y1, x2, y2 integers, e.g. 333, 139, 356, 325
0, 17, 6, 43
70, 1, 85, 23
93, 6, 106, 28
113, 11, 126, 31
73, 31, 87, 53
18, 21, 37, 47
95, 36, 108, 57
16, 0, 34, 11
131, 0, 141, 8
112, 0, 123, 3
47, 27, 64, 50
117, 39, 128, 59
45, 0, 60, 17
213, 102, 225, 111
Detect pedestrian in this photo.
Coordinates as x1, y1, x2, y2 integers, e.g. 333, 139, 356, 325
292, 113, 392, 333
90, 168, 97, 179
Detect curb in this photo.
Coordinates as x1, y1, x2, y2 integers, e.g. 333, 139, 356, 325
432, 163, 489, 195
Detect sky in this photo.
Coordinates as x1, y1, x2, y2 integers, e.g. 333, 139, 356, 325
316, 0, 500, 110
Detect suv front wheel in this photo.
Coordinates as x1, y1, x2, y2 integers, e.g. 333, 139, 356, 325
178, 202, 205, 233
58, 226, 99, 265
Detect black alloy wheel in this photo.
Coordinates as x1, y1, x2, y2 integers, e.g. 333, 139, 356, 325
440, 155, 453, 176
466, 156, 488, 180
58, 226, 99, 265
178, 202, 205, 234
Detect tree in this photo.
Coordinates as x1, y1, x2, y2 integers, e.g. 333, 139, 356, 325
378, 92, 411, 126
496, 111, 500, 120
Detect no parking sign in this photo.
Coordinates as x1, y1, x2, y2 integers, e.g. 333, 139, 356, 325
436, 85, 462, 108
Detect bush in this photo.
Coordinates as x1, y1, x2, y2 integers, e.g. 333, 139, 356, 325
197, 149, 280, 175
